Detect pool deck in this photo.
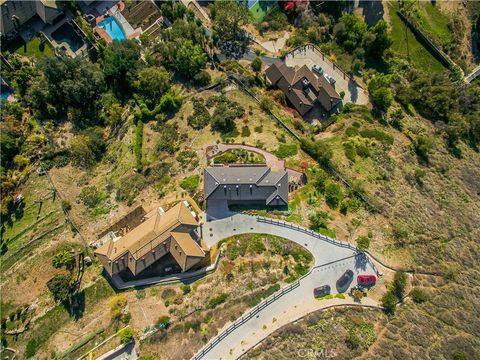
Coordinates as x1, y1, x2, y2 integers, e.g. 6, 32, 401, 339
94, 1, 141, 43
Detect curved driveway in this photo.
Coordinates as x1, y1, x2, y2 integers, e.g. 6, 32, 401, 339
196, 212, 378, 360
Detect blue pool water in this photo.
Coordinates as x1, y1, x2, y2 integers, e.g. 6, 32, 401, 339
0, 87, 13, 103
98, 16, 126, 41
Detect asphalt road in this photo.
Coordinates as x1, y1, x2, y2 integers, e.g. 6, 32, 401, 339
196, 212, 378, 359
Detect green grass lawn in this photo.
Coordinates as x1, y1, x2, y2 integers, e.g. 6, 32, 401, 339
13, 35, 54, 59
388, 3, 445, 74
412, 2, 452, 46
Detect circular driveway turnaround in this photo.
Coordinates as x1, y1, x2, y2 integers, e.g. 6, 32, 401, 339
196, 213, 378, 360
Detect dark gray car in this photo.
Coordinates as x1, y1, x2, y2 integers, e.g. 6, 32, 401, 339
313, 285, 331, 298
336, 270, 354, 292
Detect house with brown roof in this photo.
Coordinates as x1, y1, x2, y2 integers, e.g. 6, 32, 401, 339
94, 201, 206, 277
265, 62, 342, 118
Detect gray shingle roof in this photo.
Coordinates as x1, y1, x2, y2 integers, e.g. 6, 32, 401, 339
204, 167, 288, 205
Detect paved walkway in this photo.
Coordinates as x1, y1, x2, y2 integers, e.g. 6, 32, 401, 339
206, 144, 305, 184
196, 213, 378, 359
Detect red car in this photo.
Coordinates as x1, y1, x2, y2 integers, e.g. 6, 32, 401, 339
357, 275, 376, 287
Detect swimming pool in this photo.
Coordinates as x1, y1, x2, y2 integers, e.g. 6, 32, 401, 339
98, 16, 126, 41
51, 22, 84, 52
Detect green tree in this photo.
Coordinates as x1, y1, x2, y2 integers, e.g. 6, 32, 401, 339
368, 74, 394, 112
134, 66, 171, 105
47, 274, 72, 303
211, 103, 236, 133
324, 182, 343, 209
156, 316, 170, 329
251, 57, 263, 74
381, 291, 397, 315
392, 271, 407, 300
174, 40, 207, 79
70, 128, 106, 168
365, 20, 392, 57
52, 250, 75, 270
103, 40, 142, 96
413, 135, 434, 162
28, 55, 104, 123
210, 0, 249, 43
334, 14, 367, 52
119, 327, 134, 344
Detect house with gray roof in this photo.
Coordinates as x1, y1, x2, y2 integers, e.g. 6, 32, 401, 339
204, 166, 288, 207
266, 62, 342, 117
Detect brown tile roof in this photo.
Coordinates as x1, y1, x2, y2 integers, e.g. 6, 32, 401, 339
266, 62, 341, 113
171, 232, 205, 258
95, 202, 199, 261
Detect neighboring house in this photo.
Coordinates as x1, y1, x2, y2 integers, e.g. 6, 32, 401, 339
204, 166, 289, 207
95, 202, 206, 277
266, 62, 342, 117
0, 0, 63, 37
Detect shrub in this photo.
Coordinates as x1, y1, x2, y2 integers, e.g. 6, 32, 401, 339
78, 186, 106, 209
324, 182, 343, 209
343, 142, 356, 162
110, 295, 127, 321
413, 135, 434, 162
345, 329, 360, 349
156, 316, 170, 329
47, 274, 72, 303
181, 284, 191, 295
241, 126, 251, 137
356, 236, 370, 250
411, 288, 427, 304
208, 293, 228, 308
180, 175, 200, 193
52, 250, 75, 270
61, 200, 72, 212
359, 128, 394, 146
187, 98, 211, 129
25, 339, 38, 358
161, 288, 176, 300
193, 70, 211, 86
119, 327, 134, 344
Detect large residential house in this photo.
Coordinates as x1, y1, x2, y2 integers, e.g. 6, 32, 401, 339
0, 0, 63, 37
95, 202, 206, 277
266, 62, 342, 117
204, 166, 289, 207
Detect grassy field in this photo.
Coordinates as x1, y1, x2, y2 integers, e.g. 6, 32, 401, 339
387, 3, 445, 74
12, 35, 55, 58
412, 2, 452, 46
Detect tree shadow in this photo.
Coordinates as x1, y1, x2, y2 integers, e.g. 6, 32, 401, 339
64, 290, 85, 321
354, 252, 368, 272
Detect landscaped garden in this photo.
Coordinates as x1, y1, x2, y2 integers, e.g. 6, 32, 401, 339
6, 35, 55, 59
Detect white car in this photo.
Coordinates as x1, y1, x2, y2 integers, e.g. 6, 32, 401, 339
312, 64, 324, 75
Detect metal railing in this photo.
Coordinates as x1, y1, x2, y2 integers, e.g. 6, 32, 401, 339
191, 279, 301, 360
256, 216, 380, 276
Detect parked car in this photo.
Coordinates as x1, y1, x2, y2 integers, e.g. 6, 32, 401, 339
324, 73, 336, 85
313, 285, 331, 298
357, 275, 376, 287
336, 270, 354, 290
312, 64, 324, 75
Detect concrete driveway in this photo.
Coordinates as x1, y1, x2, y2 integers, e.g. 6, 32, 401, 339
285, 45, 369, 106
197, 213, 378, 359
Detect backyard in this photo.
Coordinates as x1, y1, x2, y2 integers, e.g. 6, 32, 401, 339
4, 35, 55, 59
